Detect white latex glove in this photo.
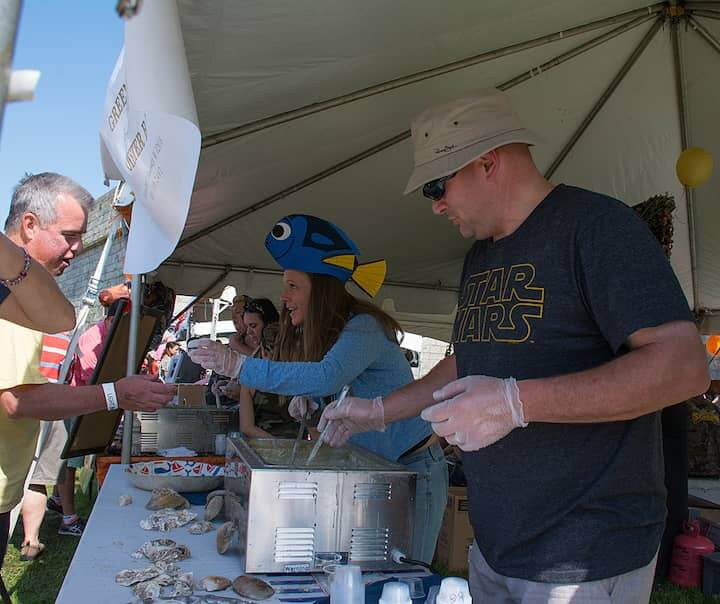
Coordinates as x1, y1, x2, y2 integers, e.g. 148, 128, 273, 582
187, 338, 246, 377
317, 396, 385, 447
288, 396, 319, 421
421, 375, 527, 451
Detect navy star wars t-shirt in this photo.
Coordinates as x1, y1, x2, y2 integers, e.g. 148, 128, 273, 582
454, 184, 694, 583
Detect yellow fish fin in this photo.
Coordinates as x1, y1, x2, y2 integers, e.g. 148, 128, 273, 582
351, 259, 387, 297
323, 254, 357, 271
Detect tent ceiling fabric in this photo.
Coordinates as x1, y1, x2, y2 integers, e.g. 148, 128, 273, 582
152, 1, 720, 339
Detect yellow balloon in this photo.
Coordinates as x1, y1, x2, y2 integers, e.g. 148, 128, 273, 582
677, 147, 713, 188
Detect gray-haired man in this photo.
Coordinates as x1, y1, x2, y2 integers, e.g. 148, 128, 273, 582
319, 92, 709, 602
0, 173, 175, 566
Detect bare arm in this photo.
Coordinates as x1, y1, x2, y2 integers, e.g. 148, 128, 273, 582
383, 355, 458, 422
0, 234, 75, 333
238, 385, 272, 438
0, 374, 176, 420
520, 321, 709, 422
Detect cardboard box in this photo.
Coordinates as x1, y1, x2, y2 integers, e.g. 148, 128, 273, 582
174, 384, 207, 408
435, 486, 474, 572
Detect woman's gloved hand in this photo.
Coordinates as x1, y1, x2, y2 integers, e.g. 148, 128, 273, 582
421, 375, 528, 451
187, 338, 246, 377
288, 396, 319, 421
317, 396, 385, 447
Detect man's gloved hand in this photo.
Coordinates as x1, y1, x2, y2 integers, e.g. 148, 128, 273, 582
421, 375, 528, 451
317, 396, 385, 447
288, 396, 319, 421
187, 338, 246, 377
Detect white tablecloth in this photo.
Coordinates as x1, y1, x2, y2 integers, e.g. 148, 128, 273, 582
689, 477, 720, 507
56, 464, 430, 604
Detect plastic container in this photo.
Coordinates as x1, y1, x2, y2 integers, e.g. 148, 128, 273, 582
379, 581, 411, 604
436, 577, 471, 604
400, 577, 425, 599
330, 564, 364, 604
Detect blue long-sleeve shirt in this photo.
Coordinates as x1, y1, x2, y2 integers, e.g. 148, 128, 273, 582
239, 313, 431, 461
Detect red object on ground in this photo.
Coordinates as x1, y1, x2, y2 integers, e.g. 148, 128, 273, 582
669, 520, 715, 587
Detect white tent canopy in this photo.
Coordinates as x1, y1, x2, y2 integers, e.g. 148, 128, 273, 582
125, 0, 720, 340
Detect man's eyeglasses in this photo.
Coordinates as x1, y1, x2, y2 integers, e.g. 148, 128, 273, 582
422, 172, 457, 201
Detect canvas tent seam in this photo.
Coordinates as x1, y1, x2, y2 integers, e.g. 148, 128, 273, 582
199, 4, 667, 150
671, 18, 699, 309
545, 16, 665, 179
162, 260, 460, 294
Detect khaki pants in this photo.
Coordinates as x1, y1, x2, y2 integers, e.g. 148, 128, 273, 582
468, 541, 658, 604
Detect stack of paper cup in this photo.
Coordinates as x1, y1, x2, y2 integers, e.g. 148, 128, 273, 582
330, 565, 364, 604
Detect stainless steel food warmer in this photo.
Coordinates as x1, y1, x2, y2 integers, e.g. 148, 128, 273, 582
224, 437, 417, 573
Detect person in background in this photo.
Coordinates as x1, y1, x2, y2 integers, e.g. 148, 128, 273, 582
317, 91, 709, 602
0, 173, 175, 567
158, 341, 179, 381
190, 214, 448, 564
0, 232, 75, 333
228, 294, 255, 356
236, 320, 296, 438
43, 300, 128, 538
220, 298, 280, 407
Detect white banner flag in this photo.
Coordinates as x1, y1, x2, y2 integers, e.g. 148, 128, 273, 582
99, 0, 200, 275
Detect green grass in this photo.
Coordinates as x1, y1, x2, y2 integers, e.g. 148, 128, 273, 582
1, 488, 719, 603
1, 484, 94, 604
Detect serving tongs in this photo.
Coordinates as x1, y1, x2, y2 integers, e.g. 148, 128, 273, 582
306, 385, 351, 464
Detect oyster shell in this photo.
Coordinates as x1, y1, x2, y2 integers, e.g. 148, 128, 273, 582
115, 565, 160, 586
141, 509, 197, 531
146, 487, 190, 510
188, 521, 215, 534
133, 579, 162, 600
137, 538, 191, 563
118, 494, 132, 506
166, 571, 194, 597
232, 575, 275, 600
198, 575, 231, 592
216, 521, 236, 555
204, 491, 225, 521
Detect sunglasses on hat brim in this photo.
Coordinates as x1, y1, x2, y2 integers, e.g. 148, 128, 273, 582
422, 172, 457, 201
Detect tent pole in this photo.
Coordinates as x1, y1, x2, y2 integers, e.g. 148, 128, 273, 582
178, 131, 409, 248
121, 274, 143, 465
672, 20, 701, 310
690, 9, 720, 20
201, 4, 666, 149
498, 13, 658, 91
544, 17, 664, 180
688, 14, 720, 54
162, 260, 459, 294
0, 0, 21, 138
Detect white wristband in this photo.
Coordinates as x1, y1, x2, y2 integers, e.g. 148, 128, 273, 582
101, 382, 119, 411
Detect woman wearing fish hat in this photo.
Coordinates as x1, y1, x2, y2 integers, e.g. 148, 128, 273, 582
189, 214, 448, 564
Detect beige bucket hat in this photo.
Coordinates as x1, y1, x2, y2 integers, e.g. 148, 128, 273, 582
404, 90, 542, 195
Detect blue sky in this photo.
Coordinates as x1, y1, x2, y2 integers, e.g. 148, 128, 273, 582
0, 1, 123, 222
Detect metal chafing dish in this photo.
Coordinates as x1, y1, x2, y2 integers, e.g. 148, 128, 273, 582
225, 437, 416, 573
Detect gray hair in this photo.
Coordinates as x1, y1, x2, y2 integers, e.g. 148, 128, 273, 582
4, 172, 95, 234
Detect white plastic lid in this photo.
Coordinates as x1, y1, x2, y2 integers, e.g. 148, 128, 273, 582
379, 581, 411, 604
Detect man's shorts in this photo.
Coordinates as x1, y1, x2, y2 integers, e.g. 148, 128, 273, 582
30, 421, 67, 485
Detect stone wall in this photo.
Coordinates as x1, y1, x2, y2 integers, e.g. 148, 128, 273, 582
55, 190, 128, 325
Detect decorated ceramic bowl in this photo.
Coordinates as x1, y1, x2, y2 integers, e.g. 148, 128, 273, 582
127, 460, 224, 492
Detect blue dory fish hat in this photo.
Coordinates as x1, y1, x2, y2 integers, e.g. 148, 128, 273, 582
265, 214, 387, 297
